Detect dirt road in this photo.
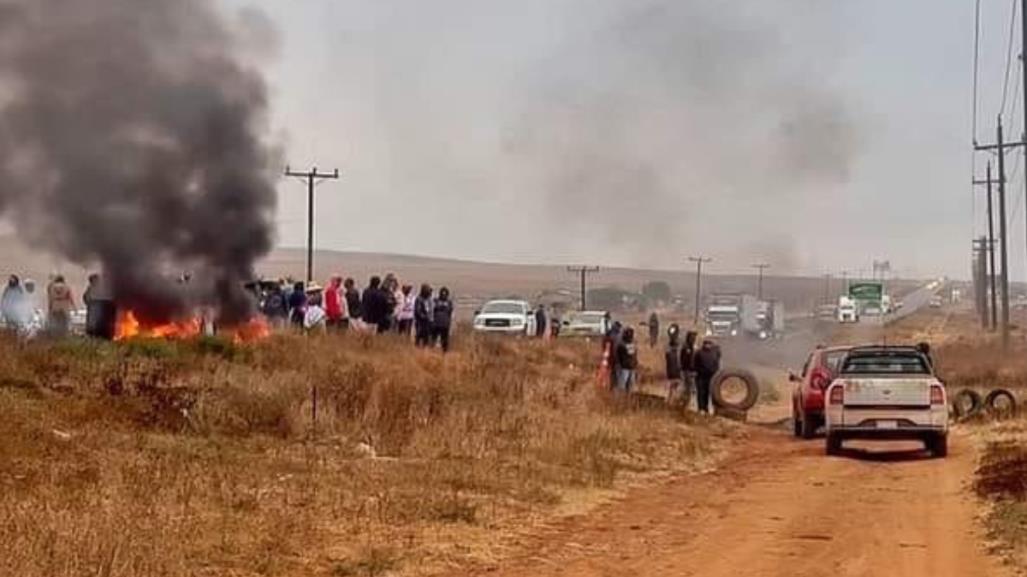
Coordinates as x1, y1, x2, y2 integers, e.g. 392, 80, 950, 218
447, 428, 1009, 577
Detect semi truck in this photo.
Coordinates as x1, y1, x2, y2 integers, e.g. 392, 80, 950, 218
705, 293, 761, 338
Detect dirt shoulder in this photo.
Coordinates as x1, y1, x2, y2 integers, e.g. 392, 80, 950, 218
436, 426, 1009, 577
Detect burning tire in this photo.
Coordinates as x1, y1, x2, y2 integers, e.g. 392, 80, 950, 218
984, 389, 1018, 419
711, 369, 760, 412
951, 389, 983, 420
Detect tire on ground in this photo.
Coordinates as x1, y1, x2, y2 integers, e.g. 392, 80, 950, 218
951, 389, 983, 419
711, 369, 760, 412
984, 388, 1018, 418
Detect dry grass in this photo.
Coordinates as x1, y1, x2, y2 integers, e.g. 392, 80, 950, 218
0, 331, 723, 577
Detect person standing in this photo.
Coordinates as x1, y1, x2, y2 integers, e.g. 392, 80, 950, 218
344, 278, 362, 329
46, 275, 75, 337
324, 276, 347, 331
414, 284, 434, 347
693, 339, 722, 414
615, 327, 639, 393
535, 304, 548, 338
287, 281, 307, 330
304, 289, 328, 334
397, 285, 415, 336
679, 330, 699, 408
262, 282, 289, 329
431, 286, 454, 352
602, 321, 623, 389
664, 323, 682, 400
648, 311, 660, 348
1, 275, 23, 329
362, 276, 392, 334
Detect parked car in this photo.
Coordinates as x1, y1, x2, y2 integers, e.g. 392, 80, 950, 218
929, 295, 944, 308
559, 311, 610, 338
473, 300, 536, 335
824, 346, 948, 457
790, 345, 851, 438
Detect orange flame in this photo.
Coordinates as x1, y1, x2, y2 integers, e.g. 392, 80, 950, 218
114, 310, 202, 341
224, 316, 271, 344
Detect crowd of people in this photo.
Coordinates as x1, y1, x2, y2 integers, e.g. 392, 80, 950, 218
601, 320, 722, 414
255, 273, 455, 351
1, 274, 82, 338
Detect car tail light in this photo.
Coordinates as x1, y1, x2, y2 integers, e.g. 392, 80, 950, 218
829, 384, 845, 405
810, 367, 831, 390
930, 384, 945, 405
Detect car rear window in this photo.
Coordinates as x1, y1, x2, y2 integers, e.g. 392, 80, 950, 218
840, 352, 930, 375
823, 351, 848, 374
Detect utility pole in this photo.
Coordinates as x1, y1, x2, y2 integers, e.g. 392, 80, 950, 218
284, 165, 340, 283
689, 256, 712, 323
566, 266, 600, 311
974, 116, 1014, 348
973, 161, 1000, 331
752, 263, 770, 300
973, 238, 993, 328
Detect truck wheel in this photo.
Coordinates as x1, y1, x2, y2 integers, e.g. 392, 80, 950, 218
801, 412, 818, 439
929, 434, 948, 458
825, 434, 842, 456
984, 389, 1018, 419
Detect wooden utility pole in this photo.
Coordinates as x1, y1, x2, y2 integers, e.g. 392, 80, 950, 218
284, 166, 340, 283
689, 256, 712, 323
974, 117, 1014, 349
567, 266, 600, 311
973, 161, 1000, 331
752, 263, 770, 300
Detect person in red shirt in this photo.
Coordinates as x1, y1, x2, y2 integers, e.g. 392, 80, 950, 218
324, 275, 348, 331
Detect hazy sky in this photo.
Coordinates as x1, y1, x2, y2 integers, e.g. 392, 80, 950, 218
227, 0, 1012, 280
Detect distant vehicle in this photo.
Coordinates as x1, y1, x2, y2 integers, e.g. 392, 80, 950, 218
705, 293, 761, 338
929, 295, 944, 308
790, 345, 851, 439
824, 346, 948, 457
473, 300, 536, 335
755, 300, 785, 339
837, 296, 859, 323
881, 294, 893, 314
559, 311, 610, 338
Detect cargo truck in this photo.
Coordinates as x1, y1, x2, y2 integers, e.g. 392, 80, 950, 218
705, 293, 761, 338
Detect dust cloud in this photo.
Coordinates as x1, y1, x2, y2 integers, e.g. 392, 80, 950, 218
0, 0, 279, 323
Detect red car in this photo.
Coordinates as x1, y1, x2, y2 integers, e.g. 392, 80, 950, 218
790, 345, 851, 439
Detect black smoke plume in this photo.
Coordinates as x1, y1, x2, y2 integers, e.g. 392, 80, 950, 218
0, 0, 278, 323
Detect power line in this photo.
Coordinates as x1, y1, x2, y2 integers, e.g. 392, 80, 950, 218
1001, 0, 1020, 117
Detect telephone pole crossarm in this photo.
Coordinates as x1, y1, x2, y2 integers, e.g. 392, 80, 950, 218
284, 165, 341, 283
566, 266, 600, 311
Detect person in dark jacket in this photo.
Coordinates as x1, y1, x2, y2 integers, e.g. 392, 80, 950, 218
665, 323, 682, 399
287, 281, 307, 329
261, 282, 289, 328
362, 276, 392, 333
614, 327, 639, 392
693, 339, 722, 414
414, 284, 434, 347
344, 278, 362, 324
535, 304, 548, 338
431, 286, 454, 352
648, 312, 660, 348
603, 321, 623, 389
679, 330, 698, 406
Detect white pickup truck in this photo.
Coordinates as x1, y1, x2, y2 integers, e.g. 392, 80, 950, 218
824, 346, 948, 457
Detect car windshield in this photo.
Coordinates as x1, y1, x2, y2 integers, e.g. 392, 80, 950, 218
482, 302, 525, 314
840, 351, 930, 375
708, 312, 737, 321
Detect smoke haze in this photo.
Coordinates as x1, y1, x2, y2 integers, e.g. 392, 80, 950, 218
0, 0, 278, 322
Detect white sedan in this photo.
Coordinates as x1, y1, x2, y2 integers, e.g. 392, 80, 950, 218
473, 300, 536, 335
